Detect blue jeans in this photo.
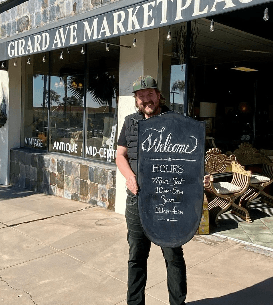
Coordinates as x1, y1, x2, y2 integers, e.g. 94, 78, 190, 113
126, 193, 187, 305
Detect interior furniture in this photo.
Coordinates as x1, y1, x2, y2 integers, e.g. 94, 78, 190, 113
205, 136, 216, 150
260, 149, 273, 162
231, 143, 273, 216
205, 148, 251, 226
200, 102, 217, 135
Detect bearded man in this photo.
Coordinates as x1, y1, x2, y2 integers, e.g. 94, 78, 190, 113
116, 75, 209, 305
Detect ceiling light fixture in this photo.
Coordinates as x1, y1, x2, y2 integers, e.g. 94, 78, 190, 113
99, 41, 131, 49
231, 66, 258, 72
243, 49, 270, 54
27, 57, 31, 65
167, 29, 172, 41
106, 43, 110, 52
60, 51, 64, 60
133, 38, 137, 47
14, 60, 17, 67
263, 7, 269, 21
210, 19, 215, 32
1, 62, 4, 68
42, 55, 46, 63
81, 46, 85, 54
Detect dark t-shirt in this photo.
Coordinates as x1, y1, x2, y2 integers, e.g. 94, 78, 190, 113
117, 106, 170, 175
117, 106, 170, 147
117, 116, 138, 147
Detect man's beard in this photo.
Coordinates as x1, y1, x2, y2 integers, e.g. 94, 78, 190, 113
139, 101, 160, 115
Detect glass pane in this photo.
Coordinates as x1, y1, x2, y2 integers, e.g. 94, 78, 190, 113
48, 46, 85, 157
170, 64, 186, 113
85, 41, 119, 163
85, 76, 117, 162
24, 53, 49, 150
49, 74, 84, 157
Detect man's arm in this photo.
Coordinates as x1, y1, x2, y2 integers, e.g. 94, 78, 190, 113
116, 145, 138, 195
203, 174, 212, 187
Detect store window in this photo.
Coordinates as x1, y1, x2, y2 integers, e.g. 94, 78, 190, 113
23, 40, 119, 162
160, 24, 188, 113
170, 64, 186, 113
48, 46, 85, 157
85, 45, 118, 162
24, 53, 49, 150
165, 13, 273, 152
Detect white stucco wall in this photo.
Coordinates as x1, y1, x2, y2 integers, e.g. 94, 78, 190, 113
115, 29, 160, 215
0, 70, 9, 185
0, 59, 22, 185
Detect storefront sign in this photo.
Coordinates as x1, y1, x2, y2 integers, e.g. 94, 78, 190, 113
137, 112, 205, 247
107, 123, 117, 162
0, 0, 271, 61
25, 137, 44, 148
52, 141, 78, 153
86, 145, 116, 160
51, 140, 116, 161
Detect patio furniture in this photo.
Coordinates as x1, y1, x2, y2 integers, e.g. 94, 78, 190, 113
205, 148, 252, 226
232, 143, 273, 215
205, 136, 217, 150
260, 149, 273, 162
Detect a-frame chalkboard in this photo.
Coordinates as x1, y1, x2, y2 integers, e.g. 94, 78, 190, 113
137, 112, 206, 247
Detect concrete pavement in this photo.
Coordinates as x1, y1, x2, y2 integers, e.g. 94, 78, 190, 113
1, 185, 273, 305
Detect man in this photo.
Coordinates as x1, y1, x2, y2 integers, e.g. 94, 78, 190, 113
116, 75, 209, 305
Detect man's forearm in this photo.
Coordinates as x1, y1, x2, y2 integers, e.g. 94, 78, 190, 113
116, 155, 138, 195
116, 154, 135, 180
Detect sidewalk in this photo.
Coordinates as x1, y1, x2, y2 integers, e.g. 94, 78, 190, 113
1, 185, 273, 305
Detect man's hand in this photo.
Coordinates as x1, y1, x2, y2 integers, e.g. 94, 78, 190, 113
203, 174, 212, 187
116, 146, 139, 195
126, 175, 138, 195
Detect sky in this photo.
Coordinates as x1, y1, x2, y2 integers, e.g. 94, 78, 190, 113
33, 68, 185, 108
33, 75, 116, 109
170, 64, 186, 105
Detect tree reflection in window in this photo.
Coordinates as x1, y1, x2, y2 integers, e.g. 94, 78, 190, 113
49, 73, 84, 156
85, 69, 118, 162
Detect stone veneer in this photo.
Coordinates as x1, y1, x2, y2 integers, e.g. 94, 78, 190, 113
10, 148, 116, 210
0, 0, 119, 40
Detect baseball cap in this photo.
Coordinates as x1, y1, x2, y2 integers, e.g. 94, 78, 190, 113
132, 75, 158, 93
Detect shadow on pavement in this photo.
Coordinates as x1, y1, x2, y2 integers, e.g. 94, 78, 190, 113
209, 218, 239, 234
0, 185, 35, 200
249, 207, 273, 221
189, 277, 273, 305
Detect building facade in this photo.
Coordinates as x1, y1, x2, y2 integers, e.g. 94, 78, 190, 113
1, 0, 273, 215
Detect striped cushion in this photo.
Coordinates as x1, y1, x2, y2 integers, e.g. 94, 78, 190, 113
214, 182, 241, 194
250, 174, 270, 184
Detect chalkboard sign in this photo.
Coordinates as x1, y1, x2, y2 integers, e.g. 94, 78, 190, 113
137, 112, 206, 247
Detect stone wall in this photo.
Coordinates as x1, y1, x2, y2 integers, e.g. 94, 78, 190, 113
0, 0, 118, 40
10, 148, 116, 210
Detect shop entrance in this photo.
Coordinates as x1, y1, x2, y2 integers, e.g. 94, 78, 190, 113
163, 4, 273, 243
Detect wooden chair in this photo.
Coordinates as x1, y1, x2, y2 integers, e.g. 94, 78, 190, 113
232, 143, 273, 214
205, 136, 217, 150
205, 148, 251, 226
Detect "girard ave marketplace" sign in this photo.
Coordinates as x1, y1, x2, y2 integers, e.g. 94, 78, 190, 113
0, 0, 271, 61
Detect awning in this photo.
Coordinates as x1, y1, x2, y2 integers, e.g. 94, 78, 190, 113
0, 0, 272, 61
0, 0, 28, 13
